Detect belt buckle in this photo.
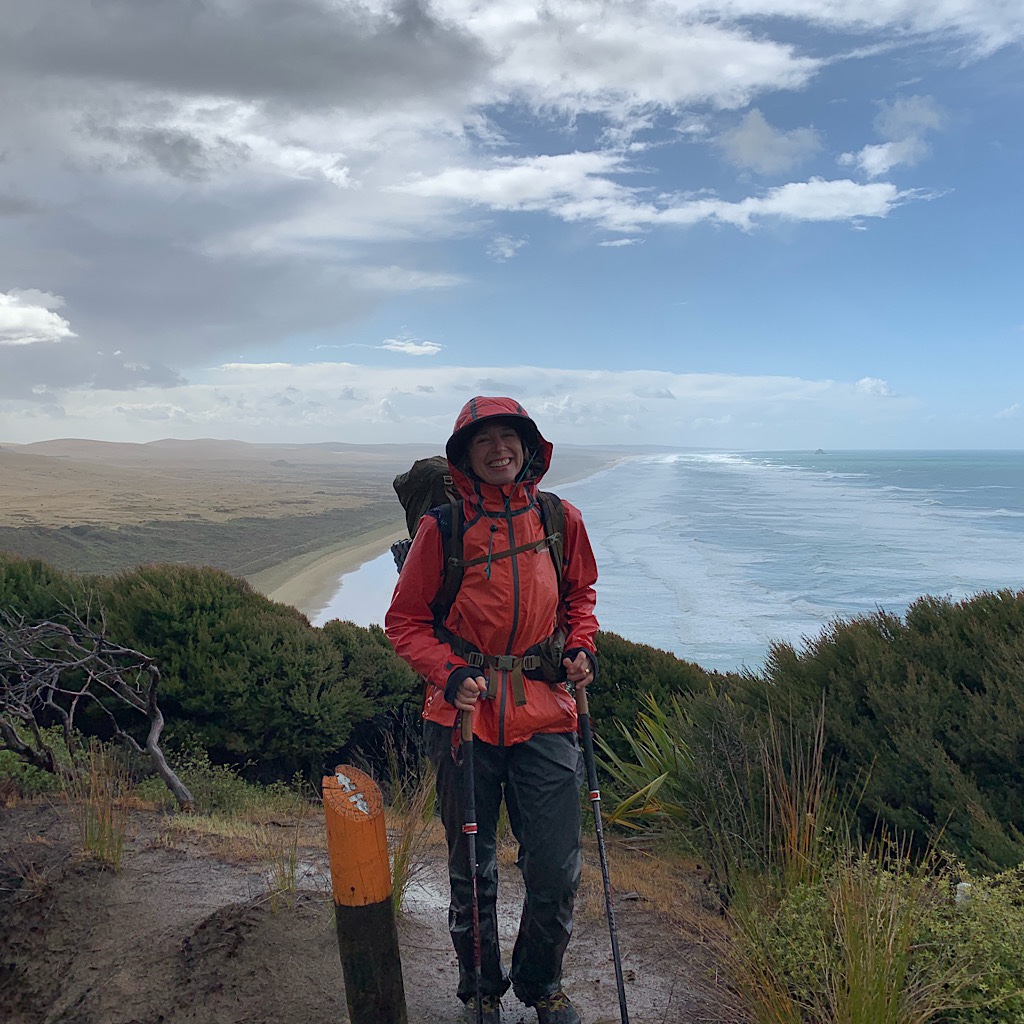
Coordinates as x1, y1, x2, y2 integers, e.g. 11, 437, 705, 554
495, 655, 517, 671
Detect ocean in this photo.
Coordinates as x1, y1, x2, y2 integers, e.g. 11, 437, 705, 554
311, 450, 1024, 675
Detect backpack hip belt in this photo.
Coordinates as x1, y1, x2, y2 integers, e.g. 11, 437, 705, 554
464, 651, 540, 707
440, 627, 567, 707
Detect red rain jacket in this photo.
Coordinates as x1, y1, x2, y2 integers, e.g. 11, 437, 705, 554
385, 396, 599, 747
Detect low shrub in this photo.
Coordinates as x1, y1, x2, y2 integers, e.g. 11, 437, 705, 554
915, 866, 1024, 1024
0, 748, 63, 801
734, 847, 1024, 1024
756, 590, 1024, 870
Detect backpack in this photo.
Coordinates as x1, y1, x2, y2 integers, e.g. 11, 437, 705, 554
390, 456, 565, 625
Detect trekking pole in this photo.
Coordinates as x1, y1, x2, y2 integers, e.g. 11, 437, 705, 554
461, 707, 485, 1024
576, 684, 630, 1024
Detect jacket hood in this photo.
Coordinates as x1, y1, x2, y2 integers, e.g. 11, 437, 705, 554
446, 396, 553, 493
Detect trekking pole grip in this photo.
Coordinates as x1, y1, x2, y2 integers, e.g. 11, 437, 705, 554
462, 704, 474, 742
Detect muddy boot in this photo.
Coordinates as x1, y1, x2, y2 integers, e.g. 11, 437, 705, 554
463, 994, 502, 1023
530, 991, 581, 1024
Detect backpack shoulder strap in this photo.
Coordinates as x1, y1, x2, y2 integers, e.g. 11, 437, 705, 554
536, 491, 565, 590
428, 496, 464, 623
430, 491, 564, 620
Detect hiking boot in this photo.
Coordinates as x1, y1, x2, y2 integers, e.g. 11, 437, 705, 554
463, 993, 501, 1023
530, 991, 581, 1024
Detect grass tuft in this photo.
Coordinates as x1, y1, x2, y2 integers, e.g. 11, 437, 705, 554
61, 740, 133, 871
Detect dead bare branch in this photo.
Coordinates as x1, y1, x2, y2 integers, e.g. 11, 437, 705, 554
0, 610, 193, 810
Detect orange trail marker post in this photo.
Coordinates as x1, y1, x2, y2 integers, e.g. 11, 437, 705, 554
323, 764, 408, 1024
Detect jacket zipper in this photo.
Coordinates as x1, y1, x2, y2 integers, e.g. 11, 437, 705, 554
497, 505, 525, 748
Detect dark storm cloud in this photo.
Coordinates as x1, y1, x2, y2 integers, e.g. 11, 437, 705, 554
0, 343, 183, 400
0, 195, 40, 216
0, 0, 488, 399
0, 190, 388, 397
84, 122, 253, 181
3, 0, 488, 111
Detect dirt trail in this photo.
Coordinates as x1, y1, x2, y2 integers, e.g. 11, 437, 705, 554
0, 803, 738, 1024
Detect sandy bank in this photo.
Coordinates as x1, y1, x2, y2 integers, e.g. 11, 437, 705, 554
258, 521, 407, 616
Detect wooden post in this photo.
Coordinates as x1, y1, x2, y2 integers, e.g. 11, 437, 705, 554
323, 764, 408, 1024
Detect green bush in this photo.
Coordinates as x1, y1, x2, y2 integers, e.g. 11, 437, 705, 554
0, 748, 62, 799
93, 564, 384, 781
0, 554, 90, 621
1, 554, 424, 785
753, 590, 1024, 869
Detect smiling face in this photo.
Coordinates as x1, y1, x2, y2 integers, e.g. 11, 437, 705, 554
467, 420, 525, 487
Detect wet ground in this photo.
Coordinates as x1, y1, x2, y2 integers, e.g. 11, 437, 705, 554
0, 802, 739, 1024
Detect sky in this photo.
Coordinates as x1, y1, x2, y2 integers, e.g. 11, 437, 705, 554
1, 0, 1022, 452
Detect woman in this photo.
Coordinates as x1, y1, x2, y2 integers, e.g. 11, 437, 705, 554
386, 396, 599, 1024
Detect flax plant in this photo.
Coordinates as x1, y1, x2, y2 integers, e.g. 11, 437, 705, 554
601, 690, 840, 902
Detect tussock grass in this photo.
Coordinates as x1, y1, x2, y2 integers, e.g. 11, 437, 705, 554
377, 734, 441, 913
61, 741, 133, 871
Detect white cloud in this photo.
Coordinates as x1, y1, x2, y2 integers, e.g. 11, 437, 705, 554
683, 0, 1024, 55
487, 234, 528, 261
110, 402, 190, 422
463, 5, 823, 115
650, 178, 908, 231
349, 266, 466, 291
599, 238, 641, 247
9, 289, 66, 310
717, 109, 823, 174
400, 152, 912, 231
839, 95, 946, 178
0, 291, 77, 346
0, 361, 923, 449
855, 376, 894, 397
995, 403, 1020, 419
397, 151, 630, 210
379, 338, 443, 356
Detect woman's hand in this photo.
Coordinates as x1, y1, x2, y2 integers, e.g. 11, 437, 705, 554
454, 674, 488, 711
562, 651, 595, 687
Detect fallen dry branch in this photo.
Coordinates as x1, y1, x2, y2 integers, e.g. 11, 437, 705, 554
0, 609, 193, 809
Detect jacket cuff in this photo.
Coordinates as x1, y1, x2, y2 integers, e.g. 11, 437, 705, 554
564, 646, 598, 682
444, 666, 479, 706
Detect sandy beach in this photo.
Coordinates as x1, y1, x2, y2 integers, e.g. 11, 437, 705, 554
260, 521, 407, 615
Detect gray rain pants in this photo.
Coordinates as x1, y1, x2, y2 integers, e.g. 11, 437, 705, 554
424, 719, 583, 1005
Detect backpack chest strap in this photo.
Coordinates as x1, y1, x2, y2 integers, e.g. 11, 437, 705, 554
452, 532, 560, 572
